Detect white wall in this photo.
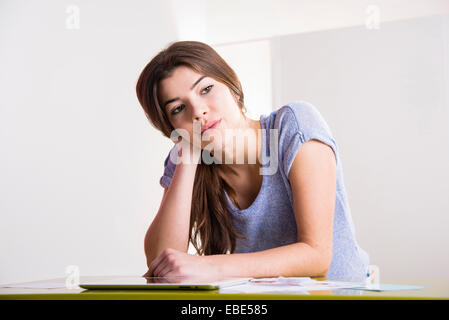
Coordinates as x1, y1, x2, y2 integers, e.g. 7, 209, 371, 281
272, 14, 449, 281
213, 40, 273, 120
202, 0, 449, 45
0, 0, 177, 284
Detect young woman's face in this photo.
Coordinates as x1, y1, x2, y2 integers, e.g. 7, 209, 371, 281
158, 66, 244, 154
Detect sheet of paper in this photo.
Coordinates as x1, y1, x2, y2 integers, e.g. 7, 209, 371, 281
350, 283, 425, 292
248, 276, 316, 286
219, 277, 361, 294
220, 283, 310, 294
2, 283, 69, 289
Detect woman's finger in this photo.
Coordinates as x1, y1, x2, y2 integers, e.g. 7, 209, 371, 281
152, 253, 172, 277
154, 260, 175, 277
142, 270, 150, 277
148, 250, 169, 276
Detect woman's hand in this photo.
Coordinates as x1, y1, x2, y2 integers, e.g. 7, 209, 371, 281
142, 248, 219, 278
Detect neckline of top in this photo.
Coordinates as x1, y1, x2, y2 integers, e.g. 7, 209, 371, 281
224, 114, 269, 213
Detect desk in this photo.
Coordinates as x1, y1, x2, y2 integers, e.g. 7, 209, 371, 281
0, 276, 448, 300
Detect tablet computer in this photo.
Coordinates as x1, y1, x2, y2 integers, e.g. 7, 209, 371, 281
79, 276, 250, 290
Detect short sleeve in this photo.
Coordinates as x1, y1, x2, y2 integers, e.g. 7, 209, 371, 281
276, 101, 339, 180
159, 145, 179, 189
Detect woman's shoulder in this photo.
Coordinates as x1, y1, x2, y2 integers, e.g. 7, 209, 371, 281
263, 100, 333, 138
262, 101, 339, 175
277, 100, 318, 115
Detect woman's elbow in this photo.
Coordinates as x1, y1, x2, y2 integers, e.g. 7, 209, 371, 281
318, 250, 332, 277
309, 246, 332, 277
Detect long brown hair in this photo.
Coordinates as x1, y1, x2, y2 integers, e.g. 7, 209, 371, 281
136, 41, 246, 255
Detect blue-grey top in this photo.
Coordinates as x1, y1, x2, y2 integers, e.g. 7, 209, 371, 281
160, 100, 369, 281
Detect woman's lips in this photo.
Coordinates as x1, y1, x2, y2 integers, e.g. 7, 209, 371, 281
201, 119, 221, 135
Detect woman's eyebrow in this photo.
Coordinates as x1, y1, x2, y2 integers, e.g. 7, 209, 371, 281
163, 76, 207, 109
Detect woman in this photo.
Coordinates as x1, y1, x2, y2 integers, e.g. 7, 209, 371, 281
136, 40, 369, 281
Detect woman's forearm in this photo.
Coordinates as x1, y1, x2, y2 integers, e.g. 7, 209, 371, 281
144, 163, 197, 267
205, 242, 332, 278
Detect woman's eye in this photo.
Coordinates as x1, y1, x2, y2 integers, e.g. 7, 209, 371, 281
171, 105, 185, 115
170, 85, 213, 116
201, 85, 213, 94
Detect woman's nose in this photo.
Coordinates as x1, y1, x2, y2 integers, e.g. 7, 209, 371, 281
192, 105, 208, 123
